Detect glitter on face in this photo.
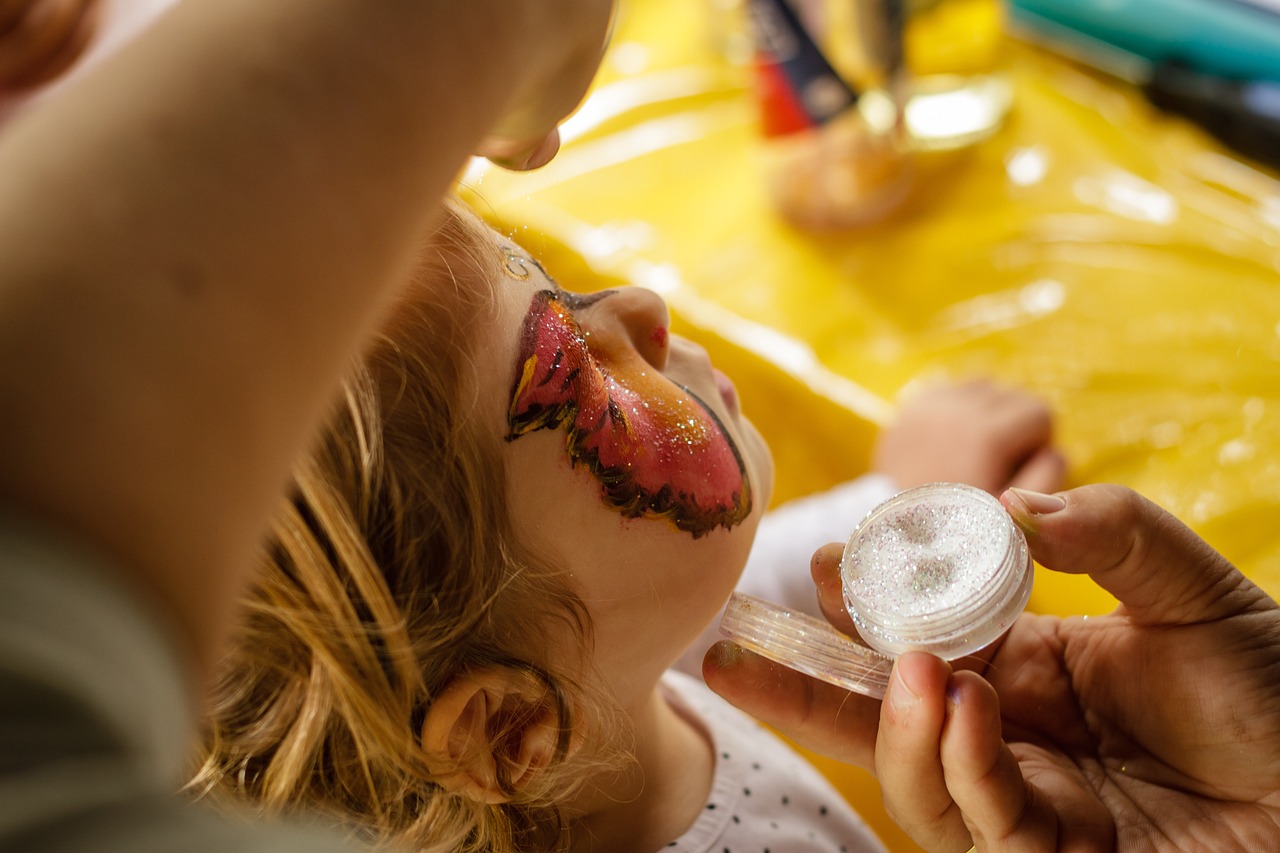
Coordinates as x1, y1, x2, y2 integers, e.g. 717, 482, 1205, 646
506, 289, 752, 537
843, 491, 1010, 619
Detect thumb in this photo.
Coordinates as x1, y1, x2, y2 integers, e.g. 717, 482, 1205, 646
1001, 483, 1269, 625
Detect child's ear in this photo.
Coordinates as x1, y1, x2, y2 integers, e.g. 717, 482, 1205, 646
421, 666, 569, 804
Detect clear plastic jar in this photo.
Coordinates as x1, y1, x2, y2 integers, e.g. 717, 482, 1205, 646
841, 482, 1032, 658
719, 592, 895, 696
719, 482, 1031, 698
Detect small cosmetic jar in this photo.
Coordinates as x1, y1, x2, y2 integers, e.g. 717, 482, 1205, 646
719, 482, 1032, 699
841, 482, 1033, 658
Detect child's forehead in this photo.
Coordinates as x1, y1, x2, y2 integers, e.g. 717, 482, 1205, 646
428, 213, 549, 315
459, 213, 548, 281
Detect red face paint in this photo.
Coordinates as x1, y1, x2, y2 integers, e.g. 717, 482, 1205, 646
507, 290, 752, 537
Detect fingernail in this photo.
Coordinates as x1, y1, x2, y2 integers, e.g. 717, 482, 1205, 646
703, 641, 743, 672
1007, 488, 1066, 515
945, 680, 962, 712
812, 548, 842, 593
887, 664, 920, 713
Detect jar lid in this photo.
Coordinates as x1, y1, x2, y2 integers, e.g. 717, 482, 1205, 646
719, 592, 893, 699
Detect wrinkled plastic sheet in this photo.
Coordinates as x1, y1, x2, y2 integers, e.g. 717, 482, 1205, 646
461, 3, 1280, 843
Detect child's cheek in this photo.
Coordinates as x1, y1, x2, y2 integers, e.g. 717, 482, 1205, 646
507, 292, 751, 537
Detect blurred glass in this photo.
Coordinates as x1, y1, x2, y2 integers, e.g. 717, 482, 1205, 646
745, 0, 915, 229
903, 0, 1013, 150
707, 0, 1015, 153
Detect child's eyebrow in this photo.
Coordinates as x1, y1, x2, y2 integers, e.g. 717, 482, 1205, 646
527, 254, 554, 282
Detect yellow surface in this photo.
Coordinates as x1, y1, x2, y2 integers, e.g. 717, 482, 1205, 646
462, 2, 1280, 849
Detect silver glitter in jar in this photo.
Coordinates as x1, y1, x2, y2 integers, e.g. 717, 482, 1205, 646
840, 482, 1032, 659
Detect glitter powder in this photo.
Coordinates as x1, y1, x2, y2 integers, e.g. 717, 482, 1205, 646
844, 492, 1008, 619
840, 482, 1032, 658
717, 482, 1032, 698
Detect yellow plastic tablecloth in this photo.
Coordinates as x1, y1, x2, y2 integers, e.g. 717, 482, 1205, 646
461, 2, 1280, 848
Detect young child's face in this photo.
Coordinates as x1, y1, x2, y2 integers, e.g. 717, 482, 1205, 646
473, 232, 773, 708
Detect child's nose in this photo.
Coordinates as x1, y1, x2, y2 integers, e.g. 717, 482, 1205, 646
585, 286, 670, 370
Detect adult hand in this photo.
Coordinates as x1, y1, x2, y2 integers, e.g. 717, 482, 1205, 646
704, 484, 1280, 851
873, 380, 1065, 497
475, 0, 616, 170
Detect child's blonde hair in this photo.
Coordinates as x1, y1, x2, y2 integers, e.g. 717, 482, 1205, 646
192, 199, 618, 852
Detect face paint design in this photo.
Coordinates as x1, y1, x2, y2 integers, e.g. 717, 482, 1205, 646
500, 246, 533, 281
507, 289, 752, 538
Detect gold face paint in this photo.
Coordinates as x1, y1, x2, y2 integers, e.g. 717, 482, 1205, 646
500, 246, 533, 281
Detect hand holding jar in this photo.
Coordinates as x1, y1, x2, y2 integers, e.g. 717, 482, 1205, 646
705, 483, 1280, 852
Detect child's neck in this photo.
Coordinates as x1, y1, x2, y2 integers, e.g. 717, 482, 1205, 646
568, 685, 714, 853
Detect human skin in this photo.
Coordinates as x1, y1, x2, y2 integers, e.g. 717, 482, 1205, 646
472, 238, 773, 850
507, 288, 753, 537
0, 0, 100, 91
872, 379, 1065, 496
0, 0, 614, 692
705, 484, 1280, 852
489, 240, 773, 709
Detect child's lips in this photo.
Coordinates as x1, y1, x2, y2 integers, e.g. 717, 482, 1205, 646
713, 368, 738, 416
